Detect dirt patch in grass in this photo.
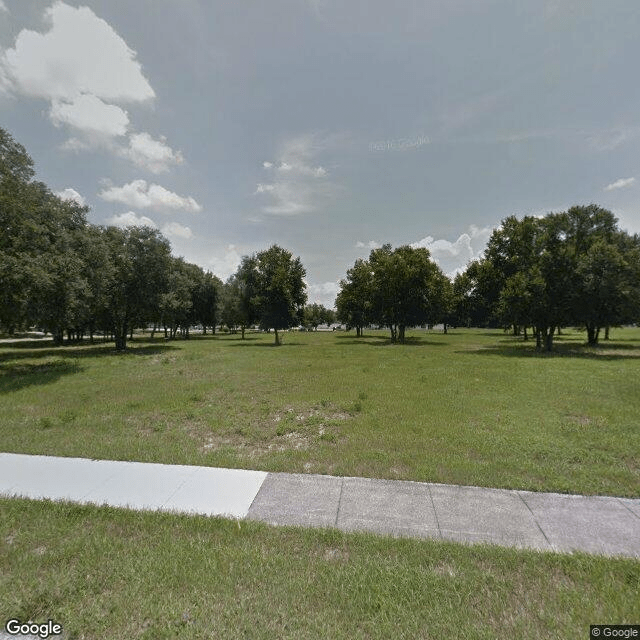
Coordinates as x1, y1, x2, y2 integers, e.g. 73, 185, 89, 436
198, 403, 351, 457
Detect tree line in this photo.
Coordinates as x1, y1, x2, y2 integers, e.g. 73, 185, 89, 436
0, 128, 316, 348
3, 127, 639, 351
335, 208, 640, 349
453, 207, 640, 350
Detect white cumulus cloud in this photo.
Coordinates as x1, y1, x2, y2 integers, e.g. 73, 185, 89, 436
107, 211, 158, 228
208, 245, 243, 281
1, 2, 154, 102
604, 177, 635, 192
98, 180, 202, 213
121, 132, 184, 174
411, 225, 493, 276
161, 221, 193, 240
49, 94, 129, 139
55, 187, 85, 206
307, 281, 340, 308
0, 2, 182, 171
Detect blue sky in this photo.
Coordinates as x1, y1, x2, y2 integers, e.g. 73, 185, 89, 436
2, 0, 640, 306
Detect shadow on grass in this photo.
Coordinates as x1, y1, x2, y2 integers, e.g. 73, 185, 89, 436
0, 342, 178, 363
228, 340, 303, 348
0, 359, 83, 392
334, 334, 449, 347
459, 340, 640, 360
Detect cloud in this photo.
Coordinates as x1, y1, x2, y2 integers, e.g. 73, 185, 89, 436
107, 211, 158, 228
98, 180, 202, 213
0, 2, 182, 171
0, 1, 8, 13
121, 132, 184, 174
161, 221, 193, 240
255, 183, 275, 194
49, 94, 129, 139
1, 2, 154, 102
411, 225, 493, 276
55, 187, 85, 206
208, 245, 243, 281
255, 133, 339, 215
107, 212, 192, 241
307, 281, 340, 308
356, 240, 382, 250
604, 177, 635, 192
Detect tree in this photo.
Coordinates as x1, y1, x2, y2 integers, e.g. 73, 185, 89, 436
192, 271, 222, 334
102, 226, 172, 350
478, 205, 639, 351
159, 257, 195, 339
575, 237, 640, 344
251, 245, 306, 345
483, 214, 540, 334
336, 258, 372, 337
368, 244, 447, 343
221, 256, 260, 339
303, 303, 334, 330
0, 133, 91, 341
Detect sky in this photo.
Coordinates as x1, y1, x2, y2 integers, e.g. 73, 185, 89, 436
1, 0, 640, 307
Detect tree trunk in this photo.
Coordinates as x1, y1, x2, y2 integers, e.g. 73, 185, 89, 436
586, 324, 598, 345
398, 325, 406, 343
512, 324, 520, 336
53, 329, 64, 346
545, 326, 555, 352
604, 326, 610, 340
114, 322, 128, 351
274, 328, 280, 345
535, 327, 542, 350
523, 326, 528, 341
241, 325, 246, 340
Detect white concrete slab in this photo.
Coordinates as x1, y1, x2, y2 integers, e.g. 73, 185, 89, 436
0, 453, 117, 501
164, 466, 268, 517
0, 453, 267, 519
82, 460, 196, 511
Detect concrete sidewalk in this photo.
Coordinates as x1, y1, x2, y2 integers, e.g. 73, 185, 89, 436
1, 452, 639, 558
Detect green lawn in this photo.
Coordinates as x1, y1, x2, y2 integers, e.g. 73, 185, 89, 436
1, 498, 638, 640
1, 328, 639, 496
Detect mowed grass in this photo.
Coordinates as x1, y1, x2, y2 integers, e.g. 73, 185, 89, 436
1, 328, 639, 496
1, 498, 638, 640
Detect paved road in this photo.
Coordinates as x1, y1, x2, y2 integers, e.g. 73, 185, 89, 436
1, 452, 638, 557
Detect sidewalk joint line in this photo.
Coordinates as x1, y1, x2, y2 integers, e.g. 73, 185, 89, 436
160, 471, 197, 509
427, 484, 442, 538
517, 491, 553, 549
245, 473, 269, 515
617, 498, 640, 521
335, 477, 345, 527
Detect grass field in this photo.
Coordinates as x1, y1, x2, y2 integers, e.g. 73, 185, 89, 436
1, 497, 638, 640
1, 327, 639, 496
